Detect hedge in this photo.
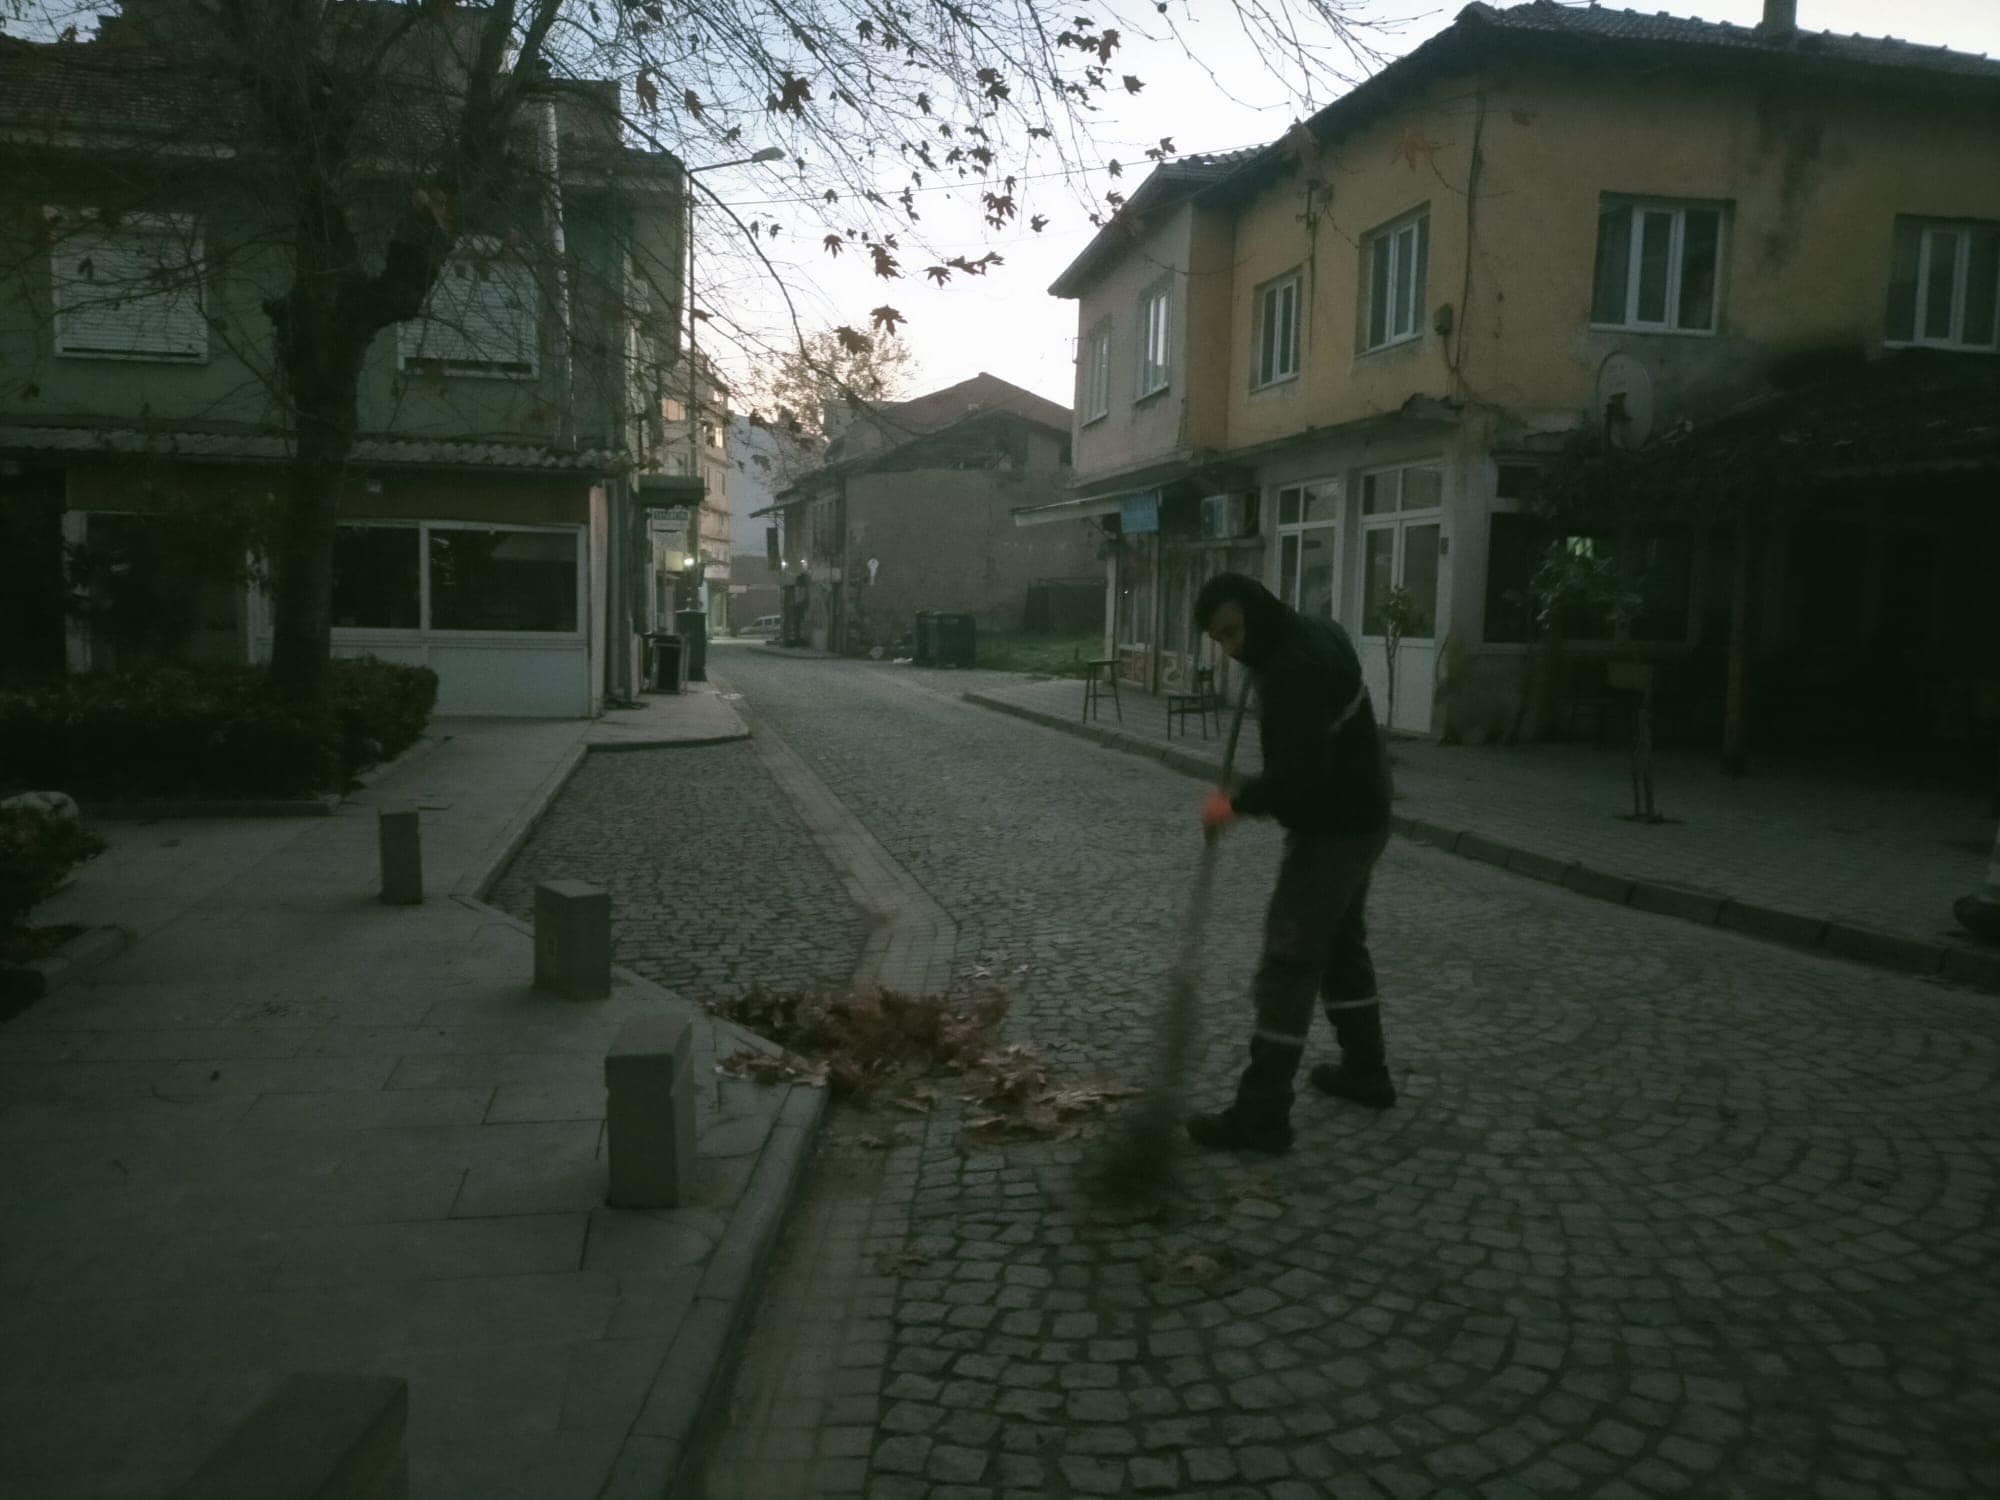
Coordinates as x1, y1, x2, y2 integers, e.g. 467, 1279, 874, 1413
0, 658, 439, 802
332, 656, 439, 766
0, 806, 107, 927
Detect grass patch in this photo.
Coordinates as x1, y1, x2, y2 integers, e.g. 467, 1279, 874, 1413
976, 631, 1099, 677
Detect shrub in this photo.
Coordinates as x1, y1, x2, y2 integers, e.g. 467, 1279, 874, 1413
0, 668, 337, 801
330, 657, 439, 766
0, 806, 107, 927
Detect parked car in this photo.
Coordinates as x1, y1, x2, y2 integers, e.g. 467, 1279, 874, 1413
734, 614, 782, 639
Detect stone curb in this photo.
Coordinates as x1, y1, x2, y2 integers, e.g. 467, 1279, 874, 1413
959, 690, 2000, 997
587, 732, 752, 753
83, 794, 341, 820
456, 731, 830, 1497
7, 924, 131, 1015
652, 1083, 830, 1498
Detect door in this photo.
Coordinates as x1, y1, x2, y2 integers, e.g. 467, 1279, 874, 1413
1358, 463, 1444, 734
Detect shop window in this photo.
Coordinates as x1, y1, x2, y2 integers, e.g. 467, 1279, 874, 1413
428, 527, 578, 632
331, 525, 420, 629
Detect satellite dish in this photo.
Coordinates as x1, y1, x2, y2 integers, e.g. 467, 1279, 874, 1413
1596, 352, 1655, 449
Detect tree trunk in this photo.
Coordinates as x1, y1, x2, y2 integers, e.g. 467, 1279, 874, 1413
267, 287, 369, 707
1722, 511, 1754, 777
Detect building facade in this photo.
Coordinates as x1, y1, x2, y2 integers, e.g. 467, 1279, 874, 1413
762, 374, 1096, 655
0, 7, 687, 716
1034, 0, 2000, 744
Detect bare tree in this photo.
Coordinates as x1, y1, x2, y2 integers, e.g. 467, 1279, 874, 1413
750, 325, 913, 441
2, 0, 1393, 706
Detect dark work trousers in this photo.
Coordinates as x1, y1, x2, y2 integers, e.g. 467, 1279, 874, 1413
1230, 823, 1390, 1127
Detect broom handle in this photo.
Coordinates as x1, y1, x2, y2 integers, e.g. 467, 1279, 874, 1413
1218, 675, 1251, 788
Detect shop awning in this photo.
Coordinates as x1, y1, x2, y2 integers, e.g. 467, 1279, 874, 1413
1011, 493, 1126, 528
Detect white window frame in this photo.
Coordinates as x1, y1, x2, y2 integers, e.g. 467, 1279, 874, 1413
1081, 319, 1112, 422
1136, 280, 1171, 399
1270, 477, 1340, 619
1886, 217, 2000, 352
1359, 461, 1444, 642
1362, 209, 1429, 353
1253, 271, 1302, 389
1590, 198, 1725, 335
397, 236, 540, 378
48, 209, 209, 363
330, 518, 584, 640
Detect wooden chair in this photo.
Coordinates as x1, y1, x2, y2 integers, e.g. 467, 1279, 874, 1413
1082, 657, 1123, 724
1166, 665, 1221, 740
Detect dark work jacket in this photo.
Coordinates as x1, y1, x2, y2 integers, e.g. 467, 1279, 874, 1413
1230, 610, 1392, 836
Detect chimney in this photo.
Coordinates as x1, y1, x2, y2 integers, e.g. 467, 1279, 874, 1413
1757, 0, 1798, 38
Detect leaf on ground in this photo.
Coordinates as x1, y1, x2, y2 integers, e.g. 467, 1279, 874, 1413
1148, 1246, 1235, 1288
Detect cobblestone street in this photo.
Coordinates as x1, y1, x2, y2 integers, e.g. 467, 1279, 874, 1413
512, 647, 2000, 1498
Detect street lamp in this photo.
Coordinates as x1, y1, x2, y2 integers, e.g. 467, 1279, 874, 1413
684, 142, 784, 636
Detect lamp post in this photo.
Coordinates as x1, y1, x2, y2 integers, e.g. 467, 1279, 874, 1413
683, 146, 782, 629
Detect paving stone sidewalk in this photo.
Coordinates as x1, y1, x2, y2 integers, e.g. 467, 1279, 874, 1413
940, 670, 2000, 992
2, 707, 818, 1499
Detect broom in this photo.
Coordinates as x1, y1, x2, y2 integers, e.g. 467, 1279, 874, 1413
1083, 675, 1252, 1202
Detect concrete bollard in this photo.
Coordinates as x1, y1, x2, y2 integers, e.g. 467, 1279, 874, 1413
377, 806, 422, 906
605, 1014, 697, 1209
171, 1372, 408, 1500
534, 879, 611, 998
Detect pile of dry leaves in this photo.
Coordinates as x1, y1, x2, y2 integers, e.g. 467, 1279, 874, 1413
705, 984, 1138, 1143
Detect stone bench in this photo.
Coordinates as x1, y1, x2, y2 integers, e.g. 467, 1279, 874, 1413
170, 1372, 407, 1500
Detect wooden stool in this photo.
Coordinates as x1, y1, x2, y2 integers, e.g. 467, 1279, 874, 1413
1166, 666, 1220, 740
1082, 657, 1123, 724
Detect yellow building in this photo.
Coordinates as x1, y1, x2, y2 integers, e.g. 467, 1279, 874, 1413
1032, 0, 2000, 746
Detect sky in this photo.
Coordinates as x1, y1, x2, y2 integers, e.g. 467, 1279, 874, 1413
696, 0, 2000, 412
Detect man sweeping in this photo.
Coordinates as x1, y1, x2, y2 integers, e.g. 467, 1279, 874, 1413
1186, 572, 1396, 1155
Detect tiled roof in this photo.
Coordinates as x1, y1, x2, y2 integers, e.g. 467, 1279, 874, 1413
0, 422, 619, 473
1047, 147, 1267, 296
1465, 1, 2000, 81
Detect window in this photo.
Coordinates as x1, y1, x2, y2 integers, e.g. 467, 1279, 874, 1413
331, 525, 420, 629
1081, 320, 1111, 421
1359, 463, 1443, 639
1254, 272, 1301, 387
1364, 210, 1428, 351
398, 237, 538, 375
49, 211, 208, 362
1886, 217, 2000, 351
1273, 479, 1338, 620
1136, 281, 1171, 398
429, 527, 577, 631
1590, 199, 1723, 333
331, 521, 579, 634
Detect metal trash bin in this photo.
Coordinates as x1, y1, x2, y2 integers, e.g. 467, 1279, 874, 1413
674, 608, 709, 683
932, 612, 977, 668
649, 632, 684, 693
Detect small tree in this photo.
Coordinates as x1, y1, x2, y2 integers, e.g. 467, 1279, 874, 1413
1525, 536, 1665, 822
1378, 583, 1424, 736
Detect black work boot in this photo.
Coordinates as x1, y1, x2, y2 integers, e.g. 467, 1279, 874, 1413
1190, 1035, 1300, 1154
1308, 1062, 1396, 1109
1185, 1108, 1293, 1155
1313, 1000, 1395, 1108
